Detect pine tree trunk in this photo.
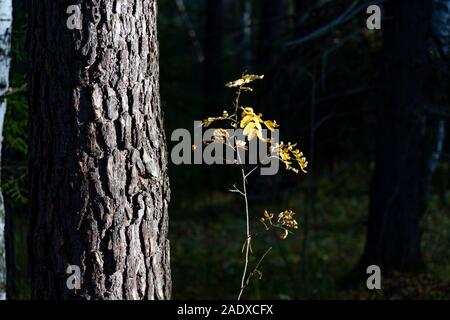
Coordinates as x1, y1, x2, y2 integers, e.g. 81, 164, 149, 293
28, 0, 171, 300
359, 0, 432, 272
0, 0, 12, 301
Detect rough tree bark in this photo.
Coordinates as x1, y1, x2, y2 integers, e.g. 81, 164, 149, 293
358, 0, 432, 272
28, 0, 171, 299
0, 0, 12, 301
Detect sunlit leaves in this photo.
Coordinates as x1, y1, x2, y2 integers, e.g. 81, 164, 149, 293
225, 74, 264, 88
202, 110, 229, 127
197, 72, 309, 298
240, 107, 278, 141
260, 209, 299, 239
263, 120, 278, 131
212, 128, 230, 143
271, 142, 308, 174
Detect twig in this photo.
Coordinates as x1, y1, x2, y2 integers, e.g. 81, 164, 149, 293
237, 151, 251, 300
229, 184, 245, 197
286, 0, 385, 48
231, 85, 253, 301
241, 247, 273, 293
244, 165, 259, 179
0, 84, 27, 98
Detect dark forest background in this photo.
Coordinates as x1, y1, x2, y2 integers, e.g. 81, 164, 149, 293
2, 0, 450, 299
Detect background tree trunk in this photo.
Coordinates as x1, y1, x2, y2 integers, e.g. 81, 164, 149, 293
204, 0, 224, 109
239, 0, 252, 71
431, 0, 450, 194
0, 0, 12, 301
28, 0, 171, 299
257, 0, 288, 67
4, 0, 24, 300
419, 0, 450, 217
359, 0, 432, 272
433, 0, 450, 56
294, 0, 313, 37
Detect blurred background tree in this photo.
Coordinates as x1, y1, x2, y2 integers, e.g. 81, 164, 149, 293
0, 0, 13, 300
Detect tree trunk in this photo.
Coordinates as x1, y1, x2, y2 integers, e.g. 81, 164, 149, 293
28, 0, 171, 300
419, 0, 450, 215
4, 0, 25, 300
239, 0, 252, 71
204, 0, 224, 109
257, 0, 288, 66
433, 0, 450, 56
359, 0, 432, 272
431, 0, 450, 194
294, 0, 313, 37
0, 0, 12, 301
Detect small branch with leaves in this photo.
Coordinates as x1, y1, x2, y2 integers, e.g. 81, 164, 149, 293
199, 73, 308, 300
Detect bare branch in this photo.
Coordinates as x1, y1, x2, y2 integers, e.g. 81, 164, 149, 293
286, 0, 385, 48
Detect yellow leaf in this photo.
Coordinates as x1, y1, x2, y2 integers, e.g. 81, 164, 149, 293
280, 229, 289, 240
225, 74, 264, 88
241, 107, 255, 114
244, 122, 257, 140
240, 114, 254, 128
263, 120, 278, 131
242, 74, 264, 82
225, 79, 245, 88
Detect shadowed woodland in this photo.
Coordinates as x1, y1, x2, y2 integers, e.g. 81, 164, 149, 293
1, 0, 450, 300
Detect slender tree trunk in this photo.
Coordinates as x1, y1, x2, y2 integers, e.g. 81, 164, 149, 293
433, 0, 450, 56
359, 0, 432, 272
175, 0, 204, 63
204, 0, 224, 109
4, 0, 24, 300
257, 0, 288, 66
28, 0, 171, 300
420, 118, 445, 215
294, 0, 312, 37
239, 0, 252, 71
419, 0, 450, 214
0, 0, 12, 301
431, 0, 450, 191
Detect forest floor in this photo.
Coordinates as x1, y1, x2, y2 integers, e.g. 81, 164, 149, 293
9, 163, 450, 299
170, 163, 450, 300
